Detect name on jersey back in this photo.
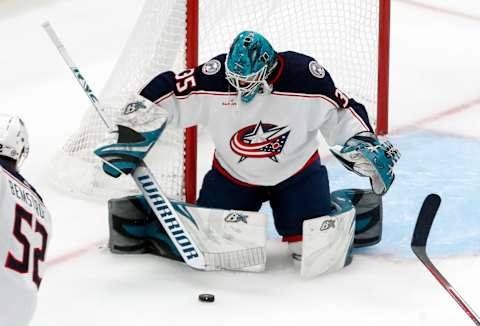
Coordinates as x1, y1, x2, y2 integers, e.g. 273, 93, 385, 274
7, 178, 46, 219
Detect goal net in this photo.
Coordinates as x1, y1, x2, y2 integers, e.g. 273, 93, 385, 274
48, 0, 390, 202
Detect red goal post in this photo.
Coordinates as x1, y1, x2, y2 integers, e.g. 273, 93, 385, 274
185, 0, 199, 203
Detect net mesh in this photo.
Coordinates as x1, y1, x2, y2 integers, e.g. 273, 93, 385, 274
48, 0, 381, 200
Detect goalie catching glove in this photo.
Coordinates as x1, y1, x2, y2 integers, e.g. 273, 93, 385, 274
330, 132, 400, 195
94, 98, 168, 178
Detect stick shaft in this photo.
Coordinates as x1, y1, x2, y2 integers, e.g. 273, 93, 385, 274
42, 22, 111, 129
413, 248, 480, 325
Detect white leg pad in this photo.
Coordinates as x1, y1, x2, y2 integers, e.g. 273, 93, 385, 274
301, 205, 355, 278
173, 203, 268, 272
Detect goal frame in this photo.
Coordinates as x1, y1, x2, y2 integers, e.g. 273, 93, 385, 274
183, 0, 391, 204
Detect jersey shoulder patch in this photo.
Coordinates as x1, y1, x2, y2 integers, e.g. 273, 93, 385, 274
194, 53, 231, 92
201, 58, 222, 75
308, 60, 326, 79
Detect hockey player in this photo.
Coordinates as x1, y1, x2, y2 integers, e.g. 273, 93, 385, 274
0, 115, 52, 326
96, 31, 400, 275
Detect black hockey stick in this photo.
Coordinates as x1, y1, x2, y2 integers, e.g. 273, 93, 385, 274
411, 194, 480, 325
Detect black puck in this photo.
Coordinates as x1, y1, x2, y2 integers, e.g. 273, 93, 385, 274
198, 293, 215, 303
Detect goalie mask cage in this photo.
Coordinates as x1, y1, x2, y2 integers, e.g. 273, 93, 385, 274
48, 0, 391, 203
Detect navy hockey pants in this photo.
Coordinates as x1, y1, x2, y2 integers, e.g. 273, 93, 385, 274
197, 158, 332, 239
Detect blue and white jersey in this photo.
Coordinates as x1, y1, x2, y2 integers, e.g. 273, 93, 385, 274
0, 162, 52, 326
140, 51, 373, 186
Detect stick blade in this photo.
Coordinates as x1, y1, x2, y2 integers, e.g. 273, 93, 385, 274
411, 194, 442, 248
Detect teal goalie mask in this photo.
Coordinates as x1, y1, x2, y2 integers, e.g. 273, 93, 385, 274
225, 31, 277, 103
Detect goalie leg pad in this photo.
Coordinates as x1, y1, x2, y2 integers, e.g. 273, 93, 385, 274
108, 195, 182, 261
108, 195, 268, 272
300, 198, 355, 278
331, 189, 382, 248
173, 203, 268, 272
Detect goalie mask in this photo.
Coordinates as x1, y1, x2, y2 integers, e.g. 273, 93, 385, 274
0, 114, 29, 168
225, 31, 277, 103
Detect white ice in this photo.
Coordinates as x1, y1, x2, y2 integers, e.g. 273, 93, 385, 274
1, 0, 479, 325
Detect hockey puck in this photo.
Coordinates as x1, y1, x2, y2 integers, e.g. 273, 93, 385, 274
198, 294, 215, 303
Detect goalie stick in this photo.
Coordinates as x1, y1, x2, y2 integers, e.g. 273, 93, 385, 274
42, 22, 206, 270
411, 194, 480, 325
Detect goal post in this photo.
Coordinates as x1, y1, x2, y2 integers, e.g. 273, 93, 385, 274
48, 0, 391, 203
185, 0, 199, 204
377, 0, 391, 136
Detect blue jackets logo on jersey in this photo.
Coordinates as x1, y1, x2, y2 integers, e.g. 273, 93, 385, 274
230, 121, 290, 163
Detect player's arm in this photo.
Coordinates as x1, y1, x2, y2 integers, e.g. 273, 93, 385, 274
93, 70, 193, 178
94, 69, 200, 178
313, 70, 373, 146
95, 56, 224, 178
139, 68, 207, 129
312, 68, 400, 195
139, 55, 226, 129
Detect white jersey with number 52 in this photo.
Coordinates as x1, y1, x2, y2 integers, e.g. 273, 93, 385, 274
0, 162, 52, 326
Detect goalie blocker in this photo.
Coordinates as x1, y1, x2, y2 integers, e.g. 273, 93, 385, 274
108, 188, 381, 277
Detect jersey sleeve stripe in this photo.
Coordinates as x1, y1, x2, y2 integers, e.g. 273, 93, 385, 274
175, 91, 236, 100
347, 107, 371, 131
155, 91, 236, 104
272, 91, 339, 108
153, 91, 174, 104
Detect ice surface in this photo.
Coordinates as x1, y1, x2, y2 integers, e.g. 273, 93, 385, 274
0, 0, 479, 325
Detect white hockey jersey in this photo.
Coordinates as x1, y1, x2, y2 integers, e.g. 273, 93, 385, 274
140, 51, 372, 186
0, 162, 52, 326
